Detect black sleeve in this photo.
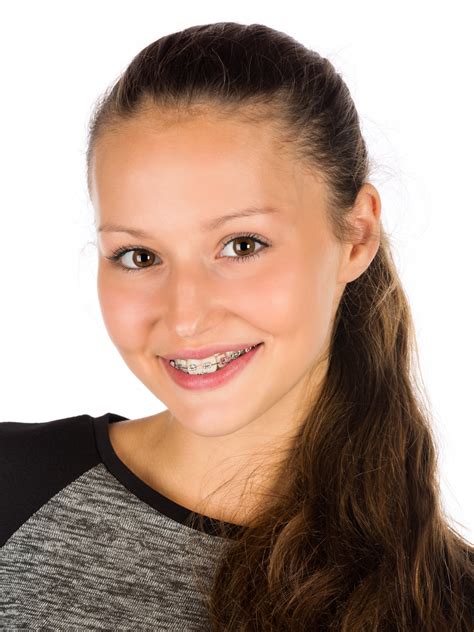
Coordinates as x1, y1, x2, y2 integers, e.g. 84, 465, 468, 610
0, 415, 101, 547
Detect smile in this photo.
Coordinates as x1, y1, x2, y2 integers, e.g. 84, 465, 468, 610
160, 342, 264, 391
170, 344, 260, 374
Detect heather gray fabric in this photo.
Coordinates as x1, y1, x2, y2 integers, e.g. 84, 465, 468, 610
0, 414, 238, 630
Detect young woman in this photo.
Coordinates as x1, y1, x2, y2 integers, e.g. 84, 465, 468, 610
1, 21, 473, 631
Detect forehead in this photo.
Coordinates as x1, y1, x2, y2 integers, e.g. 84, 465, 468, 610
92, 113, 290, 183
90, 112, 328, 230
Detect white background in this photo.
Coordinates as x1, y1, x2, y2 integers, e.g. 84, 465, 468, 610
0, 1, 472, 542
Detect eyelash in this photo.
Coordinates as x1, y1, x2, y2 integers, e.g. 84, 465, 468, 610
104, 232, 271, 274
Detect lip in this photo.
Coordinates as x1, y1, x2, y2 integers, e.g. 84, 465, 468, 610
160, 342, 263, 360
160, 342, 263, 391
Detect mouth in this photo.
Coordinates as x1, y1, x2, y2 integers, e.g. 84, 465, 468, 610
160, 342, 264, 391
169, 342, 262, 374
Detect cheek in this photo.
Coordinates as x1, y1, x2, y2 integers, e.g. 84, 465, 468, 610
253, 250, 337, 393
97, 268, 151, 351
249, 254, 335, 343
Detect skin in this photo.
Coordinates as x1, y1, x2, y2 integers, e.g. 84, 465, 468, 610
90, 109, 381, 526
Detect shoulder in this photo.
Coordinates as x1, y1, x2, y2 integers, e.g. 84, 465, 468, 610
0, 413, 93, 445
0, 414, 97, 474
0, 414, 99, 547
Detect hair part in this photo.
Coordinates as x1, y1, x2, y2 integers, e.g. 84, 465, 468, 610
86, 22, 474, 631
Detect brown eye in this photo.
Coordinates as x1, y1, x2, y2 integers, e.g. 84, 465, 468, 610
220, 234, 269, 263
106, 247, 160, 273
131, 250, 155, 268
233, 237, 256, 255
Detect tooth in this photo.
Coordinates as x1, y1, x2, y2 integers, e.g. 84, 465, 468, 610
216, 353, 230, 369
187, 359, 218, 375
170, 345, 259, 374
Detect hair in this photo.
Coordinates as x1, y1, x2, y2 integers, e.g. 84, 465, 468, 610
85, 22, 474, 631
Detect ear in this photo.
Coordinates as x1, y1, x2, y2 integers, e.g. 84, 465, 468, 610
337, 183, 382, 284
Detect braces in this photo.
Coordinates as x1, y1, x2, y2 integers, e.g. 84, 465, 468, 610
170, 346, 256, 372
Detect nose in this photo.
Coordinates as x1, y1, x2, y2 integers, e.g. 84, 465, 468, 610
164, 264, 224, 340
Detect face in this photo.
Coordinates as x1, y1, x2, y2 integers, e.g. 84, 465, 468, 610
91, 111, 349, 440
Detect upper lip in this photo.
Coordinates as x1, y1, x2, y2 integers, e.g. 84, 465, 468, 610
160, 342, 263, 360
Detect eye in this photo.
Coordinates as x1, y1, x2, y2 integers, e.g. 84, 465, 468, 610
219, 233, 270, 264
105, 247, 158, 273
105, 232, 271, 273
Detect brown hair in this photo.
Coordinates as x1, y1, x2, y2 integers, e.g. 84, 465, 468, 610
85, 22, 473, 630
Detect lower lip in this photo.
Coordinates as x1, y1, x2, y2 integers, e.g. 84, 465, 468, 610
160, 343, 264, 391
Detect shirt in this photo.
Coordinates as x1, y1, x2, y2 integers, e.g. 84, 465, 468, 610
0, 412, 242, 631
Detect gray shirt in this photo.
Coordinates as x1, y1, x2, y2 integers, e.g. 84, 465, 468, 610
0, 412, 241, 630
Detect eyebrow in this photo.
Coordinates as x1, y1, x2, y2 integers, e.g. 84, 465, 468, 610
97, 206, 281, 237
